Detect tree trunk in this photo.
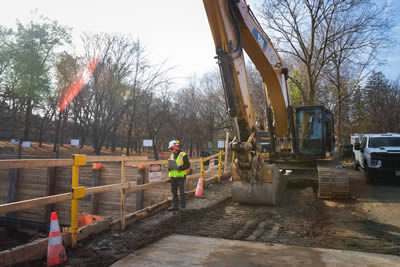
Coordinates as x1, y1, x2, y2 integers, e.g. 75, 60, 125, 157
126, 122, 133, 156
337, 94, 343, 159
60, 111, 68, 146
38, 118, 46, 147
189, 138, 193, 157
53, 111, 62, 153
105, 135, 110, 150
152, 137, 159, 160
80, 127, 87, 149
111, 127, 117, 152
23, 98, 33, 141
72, 114, 78, 138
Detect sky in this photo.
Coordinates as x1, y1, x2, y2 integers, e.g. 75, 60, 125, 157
1, 0, 399, 87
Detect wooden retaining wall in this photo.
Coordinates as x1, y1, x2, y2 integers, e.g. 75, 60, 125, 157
0, 159, 204, 226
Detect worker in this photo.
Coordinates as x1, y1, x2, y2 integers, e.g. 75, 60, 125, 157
168, 140, 190, 211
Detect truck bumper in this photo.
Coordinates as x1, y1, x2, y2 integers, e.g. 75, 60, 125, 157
369, 167, 400, 178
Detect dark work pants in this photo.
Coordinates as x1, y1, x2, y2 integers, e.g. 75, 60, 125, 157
170, 177, 186, 208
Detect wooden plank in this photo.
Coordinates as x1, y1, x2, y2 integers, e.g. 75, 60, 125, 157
204, 153, 221, 162
125, 160, 168, 167
0, 217, 110, 266
0, 234, 50, 265
112, 199, 171, 230
86, 183, 128, 195
86, 180, 169, 195
120, 160, 126, 230
86, 155, 148, 163
0, 193, 72, 214
77, 218, 111, 241
186, 172, 201, 180
0, 159, 73, 169
127, 180, 169, 193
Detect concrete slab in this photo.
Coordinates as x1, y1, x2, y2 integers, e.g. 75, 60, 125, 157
111, 234, 400, 266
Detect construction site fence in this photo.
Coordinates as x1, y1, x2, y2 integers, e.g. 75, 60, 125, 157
0, 149, 233, 249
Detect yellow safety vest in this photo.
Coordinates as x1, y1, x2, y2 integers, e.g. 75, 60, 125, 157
169, 152, 187, 178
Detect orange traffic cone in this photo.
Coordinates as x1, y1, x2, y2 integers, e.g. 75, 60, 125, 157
195, 176, 203, 197
47, 212, 67, 266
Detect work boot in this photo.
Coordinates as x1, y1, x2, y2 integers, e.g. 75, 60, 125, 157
168, 206, 178, 212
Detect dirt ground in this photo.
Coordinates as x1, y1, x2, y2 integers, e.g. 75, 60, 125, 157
175, 169, 400, 256
15, 167, 400, 266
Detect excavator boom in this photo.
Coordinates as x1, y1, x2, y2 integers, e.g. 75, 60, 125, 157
203, 0, 289, 139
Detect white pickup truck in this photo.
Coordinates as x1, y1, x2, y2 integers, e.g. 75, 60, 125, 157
353, 133, 400, 183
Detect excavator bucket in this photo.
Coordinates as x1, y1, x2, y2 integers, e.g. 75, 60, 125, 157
232, 164, 288, 205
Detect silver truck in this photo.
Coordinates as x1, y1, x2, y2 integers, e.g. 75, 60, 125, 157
354, 133, 400, 183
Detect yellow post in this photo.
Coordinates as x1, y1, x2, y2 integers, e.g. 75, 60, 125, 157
66, 154, 86, 248
217, 150, 222, 182
232, 151, 235, 165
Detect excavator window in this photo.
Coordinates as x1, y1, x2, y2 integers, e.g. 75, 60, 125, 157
297, 108, 324, 157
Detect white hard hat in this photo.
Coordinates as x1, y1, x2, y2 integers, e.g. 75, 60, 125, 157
168, 140, 180, 149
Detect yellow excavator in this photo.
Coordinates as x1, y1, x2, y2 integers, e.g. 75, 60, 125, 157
203, 0, 347, 205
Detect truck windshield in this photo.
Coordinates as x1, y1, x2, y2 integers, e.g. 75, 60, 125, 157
368, 137, 400, 148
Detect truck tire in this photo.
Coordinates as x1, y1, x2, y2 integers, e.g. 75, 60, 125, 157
352, 153, 359, 171
354, 161, 359, 171
365, 164, 374, 184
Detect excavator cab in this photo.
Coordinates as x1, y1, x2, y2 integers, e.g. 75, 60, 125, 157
295, 106, 335, 159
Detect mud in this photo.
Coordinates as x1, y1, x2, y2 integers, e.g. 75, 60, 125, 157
17, 169, 400, 266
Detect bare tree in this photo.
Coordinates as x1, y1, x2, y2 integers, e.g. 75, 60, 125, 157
364, 72, 400, 133
142, 85, 172, 160
260, 0, 392, 106
54, 52, 81, 152
80, 33, 140, 155
198, 69, 227, 152
124, 45, 171, 156
320, 0, 392, 146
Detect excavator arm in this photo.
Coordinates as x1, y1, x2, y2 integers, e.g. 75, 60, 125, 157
203, 0, 289, 140
203, 0, 289, 205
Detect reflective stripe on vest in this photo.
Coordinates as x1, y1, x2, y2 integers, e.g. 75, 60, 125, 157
169, 152, 187, 178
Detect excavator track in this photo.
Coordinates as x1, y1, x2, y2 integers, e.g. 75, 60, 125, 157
317, 161, 349, 199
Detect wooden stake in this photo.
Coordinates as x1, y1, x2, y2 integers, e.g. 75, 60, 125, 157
136, 166, 146, 211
